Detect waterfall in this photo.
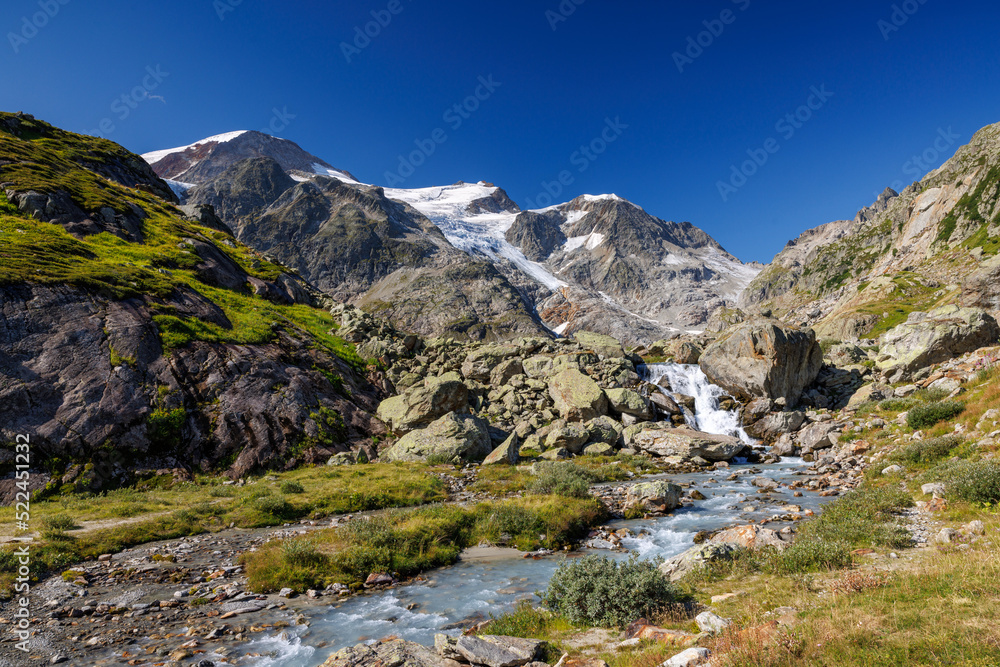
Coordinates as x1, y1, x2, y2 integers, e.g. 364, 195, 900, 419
639, 363, 755, 445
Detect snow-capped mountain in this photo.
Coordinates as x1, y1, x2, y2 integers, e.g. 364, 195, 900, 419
142, 131, 760, 343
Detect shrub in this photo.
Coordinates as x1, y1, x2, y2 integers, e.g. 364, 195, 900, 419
907, 401, 964, 429
252, 495, 295, 519
879, 397, 919, 412
939, 461, 1000, 504
42, 514, 79, 532
281, 539, 327, 568
280, 480, 305, 494
770, 540, 854, 575
527, 462, 595, 498
891, 436, 960, 465
796, 485, 913, 550
542, 554, 679, 628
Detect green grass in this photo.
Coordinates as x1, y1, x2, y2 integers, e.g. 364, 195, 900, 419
241, 495, 607, 593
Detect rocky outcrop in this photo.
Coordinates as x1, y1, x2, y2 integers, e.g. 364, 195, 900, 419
699, 320, 823, 406
658, 543, 743, 581
876, 306, 1000, 381
377, 373, 470, 434
709, 524, 788, 551
381, 412, 493, 463
962, 254, 1000, 315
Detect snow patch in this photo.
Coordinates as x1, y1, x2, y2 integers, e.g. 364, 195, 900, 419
164, 179, 196, 198
141, 130, 249, 165
311, 163, 361, 185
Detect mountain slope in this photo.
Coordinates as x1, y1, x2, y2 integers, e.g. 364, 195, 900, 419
742, 122, 1000, 340
0, 112, 384, 490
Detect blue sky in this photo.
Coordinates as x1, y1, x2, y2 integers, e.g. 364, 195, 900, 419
4, 0, 999, 263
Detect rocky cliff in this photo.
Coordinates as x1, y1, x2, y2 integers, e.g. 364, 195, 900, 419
0, 113, 386, 490
742, 122, 1000, 341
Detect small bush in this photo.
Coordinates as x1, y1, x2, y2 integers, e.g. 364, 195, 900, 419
879, 397, 919, 412
543, 554, 680, 628
281, 539, 327, 568
527, 462, 595, 498
771, 540, 854, 574
891, 436, 960, 465
209, 485, 237, 498
42, 515, 79, 532
280, 480, 305, 494
252, 495, 295, 519
939, 461, 1000, 504
907, 401, 965, 429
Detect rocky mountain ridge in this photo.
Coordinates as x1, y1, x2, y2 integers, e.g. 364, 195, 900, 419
144, 133, 761, 345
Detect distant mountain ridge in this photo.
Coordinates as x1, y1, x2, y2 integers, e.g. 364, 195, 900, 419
143, 131, 760, 344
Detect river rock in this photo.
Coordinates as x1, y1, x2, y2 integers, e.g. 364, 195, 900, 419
382, 412, 492, 463
658, 543, 743, 581
699, 319, 823, 406
710, 524, 787, 551
650, 391, 682, 416
483, 433, 520, 466
547, 369, 608, 422
605, 388, 654, 420
624, 481, 683, 514
323, 638, 463, 667
746, 411, 805, 442
876, 306, 1000, 380
583, 442, 615, 456
629, 426, 744, 461
798, 422, 840, 452
455, 635, 545, 667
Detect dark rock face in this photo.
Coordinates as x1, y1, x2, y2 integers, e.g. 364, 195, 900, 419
505, 211, 567, 261
187, 157, 296, 222
0, 284, 384, 488
699, 320, 823, 406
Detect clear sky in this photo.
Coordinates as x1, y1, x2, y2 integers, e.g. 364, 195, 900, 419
4, 0, 999, 263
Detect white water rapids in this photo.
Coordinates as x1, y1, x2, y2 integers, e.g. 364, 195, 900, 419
221, 364, 820, 667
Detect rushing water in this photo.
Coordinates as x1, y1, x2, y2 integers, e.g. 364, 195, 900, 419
233, 364, 821, 666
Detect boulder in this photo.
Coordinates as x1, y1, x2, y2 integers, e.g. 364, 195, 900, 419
574, 331, 626, 358
921, 482, 945, 496
382, 412, 492, 463
699, 320, 823, 406
522, 355, 555, 378
461, 345, 521, 381
585, 416, 624, 447
659, 543, 743, 581
746, 411, 805, 442
663, 647, 711, 667
547, 369, 608, 422
630, 426, 744, 461
540, 447, 570, 461
826, 342, 867, 367
544, 423, 590, 453
454, 635, 545, 667
605, 388, 654, 420
322, 638, 461, 667
797, 422, 840, 452
695, 611, 731, 634
483, 433, 520, 466
490, 359, 524, 386
624, 481, 683, 514
960, 253, 1000, 314
650, 391, 682, 416
377, 373, 469, 434
583, 442, 615, 456
876, 306, 1000, 380
710, 524, 787, 551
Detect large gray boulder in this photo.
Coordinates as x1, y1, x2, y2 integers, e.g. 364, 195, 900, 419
547, 369, 608, 421
745, 410, 805, 442
658, 543, 743, 581
323, 638, 460, 667
628, 425, 744, 461
624, 481, 683, 514
453, 635, 545, 667
699, 319, 823, 406
876, 306, 1000, 380
605, 388, 654, 420
961, 254, 1000, 315
377, 372, 469, 434
381, 412, 492, 463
